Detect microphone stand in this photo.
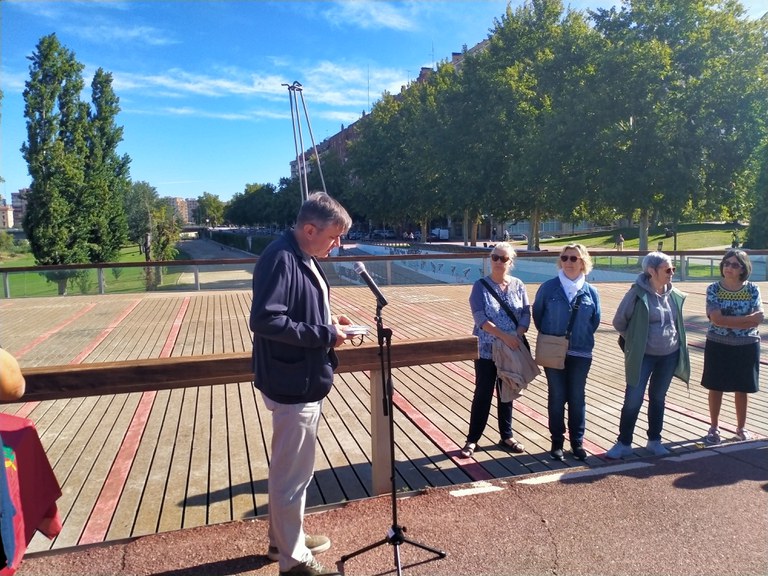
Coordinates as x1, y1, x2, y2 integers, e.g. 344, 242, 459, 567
340, 300, 446, 575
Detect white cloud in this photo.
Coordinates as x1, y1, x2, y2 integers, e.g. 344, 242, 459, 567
63, 24, 178, 46
322, 0, 418, 31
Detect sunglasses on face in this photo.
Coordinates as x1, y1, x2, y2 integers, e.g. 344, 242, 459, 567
560, 255, 580, 263
663, 267, 676, 274
723, 260, 743, 269
491, 254, 510, 263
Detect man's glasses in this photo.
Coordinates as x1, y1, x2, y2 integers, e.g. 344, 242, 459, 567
723, 260, 743, 269
491, 254, 510, 263
560, 255, 580, 263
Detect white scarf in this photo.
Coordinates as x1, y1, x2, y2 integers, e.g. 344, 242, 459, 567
558, 270, 585, 303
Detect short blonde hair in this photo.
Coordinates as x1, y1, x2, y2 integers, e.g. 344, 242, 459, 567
557, 243, 593, 275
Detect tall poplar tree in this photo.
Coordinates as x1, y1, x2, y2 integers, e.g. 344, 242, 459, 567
21, 34, 89, 294
22, 34, 131, 293
86, 68, 130, 262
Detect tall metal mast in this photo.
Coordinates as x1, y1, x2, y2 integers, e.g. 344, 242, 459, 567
283, 81, 327, 204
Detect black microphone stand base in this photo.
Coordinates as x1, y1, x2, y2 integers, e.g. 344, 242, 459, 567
340, 524, 446, 573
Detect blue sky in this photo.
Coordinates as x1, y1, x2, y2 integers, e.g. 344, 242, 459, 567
2, 1, 767, 204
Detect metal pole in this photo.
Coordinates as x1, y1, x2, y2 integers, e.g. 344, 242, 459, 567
297, 88, 327, 195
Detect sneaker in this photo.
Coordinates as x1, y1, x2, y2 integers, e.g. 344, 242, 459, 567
268, 535, 331, 562
735, 428, 754, 441
279, 557, 340, 576
605, 442, 632, 459
704, 427, 721, 445
646, 440, 670, 456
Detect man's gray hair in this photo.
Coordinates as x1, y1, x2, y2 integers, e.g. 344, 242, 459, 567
641, 251, 673, 275
296, 191, 352, 231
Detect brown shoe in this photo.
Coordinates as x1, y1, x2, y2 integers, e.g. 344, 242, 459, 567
279, 557, 340, 576
268, 534, 331, 562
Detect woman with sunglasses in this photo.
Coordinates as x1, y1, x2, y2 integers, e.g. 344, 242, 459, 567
532, 244, 601, 461
608, 251, 690, 458
460, 242, 530, 458
701, 250, 763, 444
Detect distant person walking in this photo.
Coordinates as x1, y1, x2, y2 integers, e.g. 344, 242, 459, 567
701, 250, 763, 444
615, 233, 625, 251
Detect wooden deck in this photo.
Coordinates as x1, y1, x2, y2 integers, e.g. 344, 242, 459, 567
1, 281, 766, 553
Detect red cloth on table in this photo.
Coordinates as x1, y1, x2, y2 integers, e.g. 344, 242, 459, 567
0, 413, 62, 575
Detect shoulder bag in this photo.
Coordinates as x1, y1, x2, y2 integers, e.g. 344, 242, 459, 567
479, 278, 530, 351
534, 293, 583, 370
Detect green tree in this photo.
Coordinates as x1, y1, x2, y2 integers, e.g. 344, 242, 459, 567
196, 192, 224, 227
744, 140, 768, 248
224, 183, 277, 226
21, 34, 89, 294
590, 0, 768, 249
85, 68, 130, 262
125, 181, 159, 254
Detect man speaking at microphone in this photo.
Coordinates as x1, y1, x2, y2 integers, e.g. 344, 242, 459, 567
250, 192, 352, 576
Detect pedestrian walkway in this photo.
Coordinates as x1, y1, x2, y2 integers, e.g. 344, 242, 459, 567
16, 441, 768, 576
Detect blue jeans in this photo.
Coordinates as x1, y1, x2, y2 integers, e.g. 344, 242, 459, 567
618, 350, 679, 445
545, 355, 592, 446
467, 358, 513, 443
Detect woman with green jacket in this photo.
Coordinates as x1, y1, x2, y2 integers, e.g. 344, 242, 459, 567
607, 252, 690, 458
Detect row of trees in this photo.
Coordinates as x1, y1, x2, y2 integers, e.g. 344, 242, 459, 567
342, 0, 768, 249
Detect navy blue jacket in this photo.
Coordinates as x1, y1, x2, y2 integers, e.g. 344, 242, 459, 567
250, 231, 339, 404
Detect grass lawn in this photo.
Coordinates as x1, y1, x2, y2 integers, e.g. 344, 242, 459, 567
0, 245, 189, 298
538, 222, 742, 251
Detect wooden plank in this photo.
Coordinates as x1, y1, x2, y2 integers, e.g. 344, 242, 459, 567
18, 336, 478, 402
131, 389, 181, 536
225, 382, 257, 520
106, 389, 170, 540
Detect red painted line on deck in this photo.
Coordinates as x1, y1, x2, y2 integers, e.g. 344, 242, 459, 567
393, 389, 494, 482
79, 296, 190, 545
70, 300, 142, 364
13, 301, 143, 419
13, 303, 97, 359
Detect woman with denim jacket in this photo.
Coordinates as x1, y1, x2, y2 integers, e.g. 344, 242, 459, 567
533, 244, 601, 462
608, 251, 690, 459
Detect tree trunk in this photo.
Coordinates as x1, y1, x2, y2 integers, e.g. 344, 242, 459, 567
529, 208, 541, 251
57, 279, 67, 296
638, 209, 650, 252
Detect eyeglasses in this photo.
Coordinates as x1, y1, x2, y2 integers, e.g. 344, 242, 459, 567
723, 260, 743, 269
491, 254, 510, 263
664, 267, 676, 274
560, 255, 580, 263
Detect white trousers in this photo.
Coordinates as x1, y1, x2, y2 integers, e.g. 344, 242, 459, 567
262, 393, 323, 571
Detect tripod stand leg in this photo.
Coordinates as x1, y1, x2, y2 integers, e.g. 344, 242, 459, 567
401, 536, 447, 558
340, 537, 389, 562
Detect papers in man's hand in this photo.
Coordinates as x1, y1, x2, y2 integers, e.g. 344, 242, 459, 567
341, 325, 369, 336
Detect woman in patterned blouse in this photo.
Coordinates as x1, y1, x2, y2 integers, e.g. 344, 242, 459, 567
701, 250, 764, 444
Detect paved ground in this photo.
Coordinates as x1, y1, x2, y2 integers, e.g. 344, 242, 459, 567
17, 440, 768, 576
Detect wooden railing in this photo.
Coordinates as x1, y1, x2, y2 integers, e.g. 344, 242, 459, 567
19, 335, 477, 496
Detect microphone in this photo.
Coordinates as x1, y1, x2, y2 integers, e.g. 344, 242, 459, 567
353, 262, 388, 307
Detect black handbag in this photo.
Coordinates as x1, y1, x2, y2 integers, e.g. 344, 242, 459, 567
479, 278, 530, 351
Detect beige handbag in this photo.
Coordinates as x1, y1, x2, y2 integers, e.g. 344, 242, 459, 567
534, 334, 569, 369
534, 294, 583, 370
